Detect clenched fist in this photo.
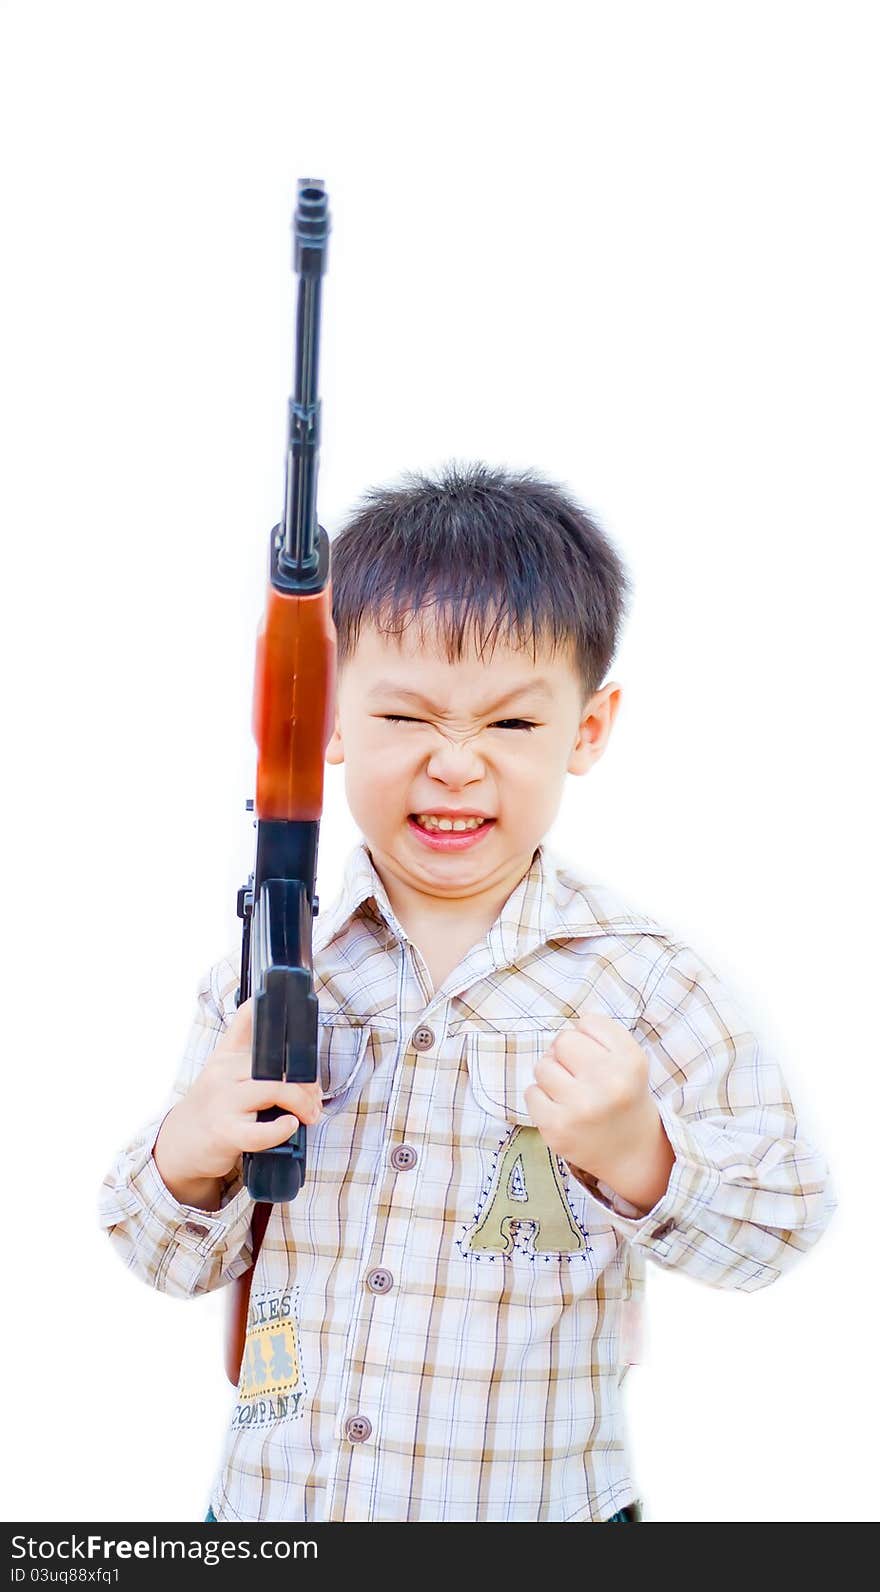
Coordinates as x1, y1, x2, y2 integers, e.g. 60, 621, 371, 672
523, 1012, 675, 1215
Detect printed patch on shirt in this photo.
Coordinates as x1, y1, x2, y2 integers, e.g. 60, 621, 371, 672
231, 1286, 307, 1431
459, 1124, 592, 1262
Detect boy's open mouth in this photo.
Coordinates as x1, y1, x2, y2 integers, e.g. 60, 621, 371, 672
406, 813, 496, 850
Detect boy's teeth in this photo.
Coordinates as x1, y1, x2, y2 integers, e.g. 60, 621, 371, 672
415, 814, 487, 832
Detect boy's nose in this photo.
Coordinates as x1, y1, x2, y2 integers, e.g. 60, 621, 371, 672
426, 727, 485, 762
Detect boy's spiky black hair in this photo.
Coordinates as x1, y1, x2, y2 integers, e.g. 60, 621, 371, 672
329, 460, 633, 704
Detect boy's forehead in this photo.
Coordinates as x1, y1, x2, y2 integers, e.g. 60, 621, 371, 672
346, 619, 578, 697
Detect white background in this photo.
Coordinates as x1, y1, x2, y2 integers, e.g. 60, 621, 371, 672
1, 0, 876, 1525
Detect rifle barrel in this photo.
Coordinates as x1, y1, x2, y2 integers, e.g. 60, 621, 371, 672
281, 180, 331, 575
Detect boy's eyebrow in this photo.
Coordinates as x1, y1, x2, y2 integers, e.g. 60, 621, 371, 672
365, 678, 554, 713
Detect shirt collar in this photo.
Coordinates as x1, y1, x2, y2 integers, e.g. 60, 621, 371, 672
314, 838, 661, 966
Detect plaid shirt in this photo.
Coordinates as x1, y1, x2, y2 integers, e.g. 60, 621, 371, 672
99, 840, 836, 1522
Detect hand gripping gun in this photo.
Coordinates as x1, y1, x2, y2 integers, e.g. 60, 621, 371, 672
224, 180, 336, 1385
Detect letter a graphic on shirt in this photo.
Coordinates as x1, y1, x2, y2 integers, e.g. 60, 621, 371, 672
466, 1125, 588, 1254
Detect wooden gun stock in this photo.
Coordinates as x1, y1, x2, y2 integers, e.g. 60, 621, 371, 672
224, 1202, 272, 1387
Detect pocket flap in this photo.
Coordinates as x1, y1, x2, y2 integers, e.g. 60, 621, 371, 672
318, 1021, 372, 1102
466, 1028, 563, 1125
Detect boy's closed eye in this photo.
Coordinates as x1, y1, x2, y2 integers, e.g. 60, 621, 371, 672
381, 715, 537, 731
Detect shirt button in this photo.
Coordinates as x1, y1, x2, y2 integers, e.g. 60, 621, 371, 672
651, 1218, 676, 1240
345, 1415, 372, 1443
411, 1025, 435, 1052
183, 1220, 210, 1238
365, 1267, 394, 1294
390, 1143, 418, 1171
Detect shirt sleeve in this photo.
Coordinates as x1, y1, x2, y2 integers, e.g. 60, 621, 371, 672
97, 952, 257, 1300
567, 941, 838, 1291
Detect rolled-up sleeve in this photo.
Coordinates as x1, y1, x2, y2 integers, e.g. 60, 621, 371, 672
98, 953, 256, 1299
569, 943, 838, 1291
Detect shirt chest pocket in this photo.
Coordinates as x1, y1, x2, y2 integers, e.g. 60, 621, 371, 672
317, 1021, 372, 1117
465, 1026, 562, 1125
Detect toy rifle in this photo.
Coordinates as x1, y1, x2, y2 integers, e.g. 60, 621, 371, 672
224, 179, 336, 1386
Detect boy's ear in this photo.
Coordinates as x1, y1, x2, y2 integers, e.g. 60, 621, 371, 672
325, 705, 344, 765
567, 681, 622, 776
602, 681, 622, 733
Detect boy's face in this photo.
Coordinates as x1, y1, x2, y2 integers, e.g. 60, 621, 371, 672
325, 616, 620, 908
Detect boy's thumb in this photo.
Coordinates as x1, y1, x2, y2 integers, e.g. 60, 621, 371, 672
224, 993, 254, 1040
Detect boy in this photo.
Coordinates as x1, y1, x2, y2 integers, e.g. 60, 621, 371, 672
99, 461, 836, 1524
